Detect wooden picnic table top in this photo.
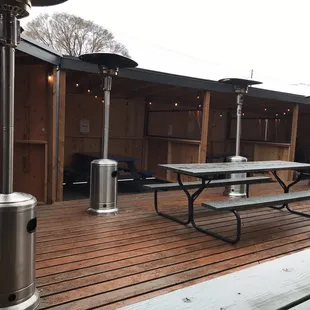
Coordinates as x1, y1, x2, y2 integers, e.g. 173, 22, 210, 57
159, 160, 310, 177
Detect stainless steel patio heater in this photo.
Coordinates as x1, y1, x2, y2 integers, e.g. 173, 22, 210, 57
78, 53, 138, 215
218, 78, 262, 198
0, 1, 67, 309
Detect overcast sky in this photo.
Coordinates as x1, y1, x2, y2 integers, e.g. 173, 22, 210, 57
21, 0, 310, 95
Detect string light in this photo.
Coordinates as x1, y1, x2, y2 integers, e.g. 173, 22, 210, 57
242, 113, 245, 116
102, 99, 104, 103
283, 112, 286, 115
276, 113, 279, 117
264, 108, 267, 111
76, 83, 79, 87
95, 95, 98, 99
88, 89, 91, 93
287, 108, 290, 112
148, 101, 152, 106
220, 113, 223, 118
48, 74, 53, 82
198, 104, 202, 108
174, 102, 178, 107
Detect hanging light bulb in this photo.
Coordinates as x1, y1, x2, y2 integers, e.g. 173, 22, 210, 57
276, 113, 279, 117
283, 112, 286, 115
198, 104, 202, 108
95, 95, 98, 99
174, 102, 178, 107
76, 83, 79, 87
264, 108, 267, 111
287, 108, 290, 112
48, 74, 53, 82
148, 101, 152, 106
102, 99, 104, 103
88, 89, 91, 93
220, 113, 223, 118
242, 112, 245, 116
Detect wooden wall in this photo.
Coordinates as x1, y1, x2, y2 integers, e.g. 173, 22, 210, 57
148, 110, 201, 140
65, 94, 145, 170
296, 113, 310, 162
13, 64, 50, 203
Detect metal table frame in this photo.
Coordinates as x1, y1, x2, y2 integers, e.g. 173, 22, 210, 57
158, 161, 310, 239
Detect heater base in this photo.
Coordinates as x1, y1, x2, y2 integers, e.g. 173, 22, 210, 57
0, 289, 40, 310
223, 155, 248, 198
87, 203, 118, 216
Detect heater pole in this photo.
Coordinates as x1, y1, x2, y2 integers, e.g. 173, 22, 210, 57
103, 75, 112, 159
1, 44, 15, 194
235, 93, 243, 157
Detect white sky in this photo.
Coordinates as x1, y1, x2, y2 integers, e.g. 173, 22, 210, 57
21, 0, 310, 95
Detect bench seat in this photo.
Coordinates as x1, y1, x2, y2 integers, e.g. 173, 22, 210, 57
144, 176, 272, 191
202, 190, 310, 211
199, 190, 310, 244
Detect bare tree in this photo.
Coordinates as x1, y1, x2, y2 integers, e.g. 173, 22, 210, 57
24, 13, 130, 57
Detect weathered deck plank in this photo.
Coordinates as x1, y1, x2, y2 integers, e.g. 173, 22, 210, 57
36, 182, 310, 309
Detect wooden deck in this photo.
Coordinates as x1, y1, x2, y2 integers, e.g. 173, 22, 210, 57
36, 181, 310, 310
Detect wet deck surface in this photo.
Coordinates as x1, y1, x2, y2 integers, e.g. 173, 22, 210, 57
36, 181, 310, 309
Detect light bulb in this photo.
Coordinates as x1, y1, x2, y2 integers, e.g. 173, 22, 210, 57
102, 100, 104, 103
220, 114, 223, 118
95, 96, 98, 99
242, 113, 245, 116
149, 101, 152, 105
276, 114, 278, 117
48, 74, 53, 82
283, 112, 286, 115
174, 103, 178, 107
264, 108, 267, 111
76, 83, 79, 87
287, 108, 290, 112
88, 89, 91, 93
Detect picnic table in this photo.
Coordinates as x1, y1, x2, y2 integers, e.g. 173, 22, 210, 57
64, 152, 153, 191
156, 160, 310, 243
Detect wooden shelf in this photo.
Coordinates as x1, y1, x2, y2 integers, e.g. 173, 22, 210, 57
147, 136, 201, 145
15, 140, 48, 145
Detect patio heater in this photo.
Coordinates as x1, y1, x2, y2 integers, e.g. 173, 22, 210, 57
78, 53, 138, 215
218, 78, 262, 198
0, 1, 68, 309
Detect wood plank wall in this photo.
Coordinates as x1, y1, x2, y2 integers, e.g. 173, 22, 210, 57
65, 94, 145, 170
13, 64, 50, 203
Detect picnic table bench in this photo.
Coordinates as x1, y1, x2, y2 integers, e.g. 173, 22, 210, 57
151, 160, 310, 244
119, 248, 310, 310
64, 152, 153, 191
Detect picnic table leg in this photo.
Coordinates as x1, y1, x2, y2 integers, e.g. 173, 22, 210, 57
177, 175, 241, 244
153, 174, 206, 226
154, 189, 191, 225
191, 209, 241, 244
270, 171, 310, 217
126, 161, 144, 192
177, 174, 207, 223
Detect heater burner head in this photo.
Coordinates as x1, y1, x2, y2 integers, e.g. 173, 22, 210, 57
79, 53, 138, 70
31, 0, 68, 6
0, 0, 31, 18
0, 0, 67, 18
218, 78, 262, 88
